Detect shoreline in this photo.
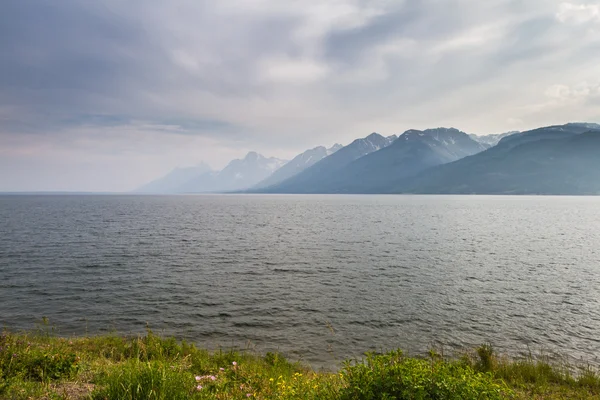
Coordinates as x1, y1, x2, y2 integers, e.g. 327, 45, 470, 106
1, 329, 599, 399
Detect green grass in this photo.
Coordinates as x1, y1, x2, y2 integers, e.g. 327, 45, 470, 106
1, 329, 599, 399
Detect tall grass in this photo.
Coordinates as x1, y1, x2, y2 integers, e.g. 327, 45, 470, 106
92, 360, 196, 400
1, 328, 600, 399
464, 344, 600, 399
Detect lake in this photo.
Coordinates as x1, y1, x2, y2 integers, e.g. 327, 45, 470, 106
1, 194, 599, 369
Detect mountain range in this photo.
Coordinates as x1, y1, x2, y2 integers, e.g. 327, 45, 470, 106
259, 128, 485, 193
253, 144, 343, 189
137, 122, 600, 195
396, 123, 600, 195
257, 132, 398, 193
137, 152, 287, 193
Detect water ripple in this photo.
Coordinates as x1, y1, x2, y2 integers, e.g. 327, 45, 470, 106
1, 194, 600, 369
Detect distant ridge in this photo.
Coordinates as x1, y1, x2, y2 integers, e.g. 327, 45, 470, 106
469, 131, 519, 148
136, 163, 212, 193
253, 143, 343, 189
396, 123, 600, 195
258, 132, 397, 193
136, 122, 600, 196
136, 153, 287, 193
259, 128, 485, 193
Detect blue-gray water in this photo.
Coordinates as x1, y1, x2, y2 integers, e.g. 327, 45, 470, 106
1, 194, 600, 368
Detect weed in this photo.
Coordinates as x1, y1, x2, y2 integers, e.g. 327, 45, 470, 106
2, 329, 600, 399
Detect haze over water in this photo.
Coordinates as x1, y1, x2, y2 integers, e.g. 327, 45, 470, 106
1, 194, 599, 369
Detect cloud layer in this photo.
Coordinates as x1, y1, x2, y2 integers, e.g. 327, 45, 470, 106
1, 0, 599, 191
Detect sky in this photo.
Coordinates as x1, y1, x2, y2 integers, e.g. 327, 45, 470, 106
1, 0, 599, 192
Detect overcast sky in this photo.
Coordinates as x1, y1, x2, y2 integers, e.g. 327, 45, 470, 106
1, 0, 599, 191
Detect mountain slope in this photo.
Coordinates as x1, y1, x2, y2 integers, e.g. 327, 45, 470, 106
253, 143, 343, 189
308, 128, 486, 193
135, 163, 212, 193
260, 133, 396, 193
495, 123, 598, 150
469, 131, 518, 148
398, 124, 600, 194
178, 152, 287, 193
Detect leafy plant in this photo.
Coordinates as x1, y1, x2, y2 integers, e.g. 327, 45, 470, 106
340, 350, 511, 399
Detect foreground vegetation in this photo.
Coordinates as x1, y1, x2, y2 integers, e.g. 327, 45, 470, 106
1, 328, 600, 399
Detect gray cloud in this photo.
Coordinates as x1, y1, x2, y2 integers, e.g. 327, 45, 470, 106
324, 1, 467, 64
0, 2, 150, 105
1, 0, 599, 191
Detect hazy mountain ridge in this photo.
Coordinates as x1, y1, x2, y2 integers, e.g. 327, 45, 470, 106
469, 131, 519, 147
395, 124, 600, 195
180, 152, 288, 193
138, 122, 600, 195
135, 163, 213, 193
496, 123, 598, 150
137, 152, 287, 193
260, 128, 486, 193
253, 143, 343, 189
327, 143, 344, 155
258, 132, 397, 193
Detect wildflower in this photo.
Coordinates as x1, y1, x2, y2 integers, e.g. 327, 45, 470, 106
232, 361, 237, 366
12, 353, 17, 358
196, 385, 203, 390
210, 375, 216, 381
219, 367, 225, 372
247, 394, 252, 398
195, 376, 202, 382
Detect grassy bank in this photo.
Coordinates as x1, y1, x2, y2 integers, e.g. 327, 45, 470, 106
1, 328, 599, 399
